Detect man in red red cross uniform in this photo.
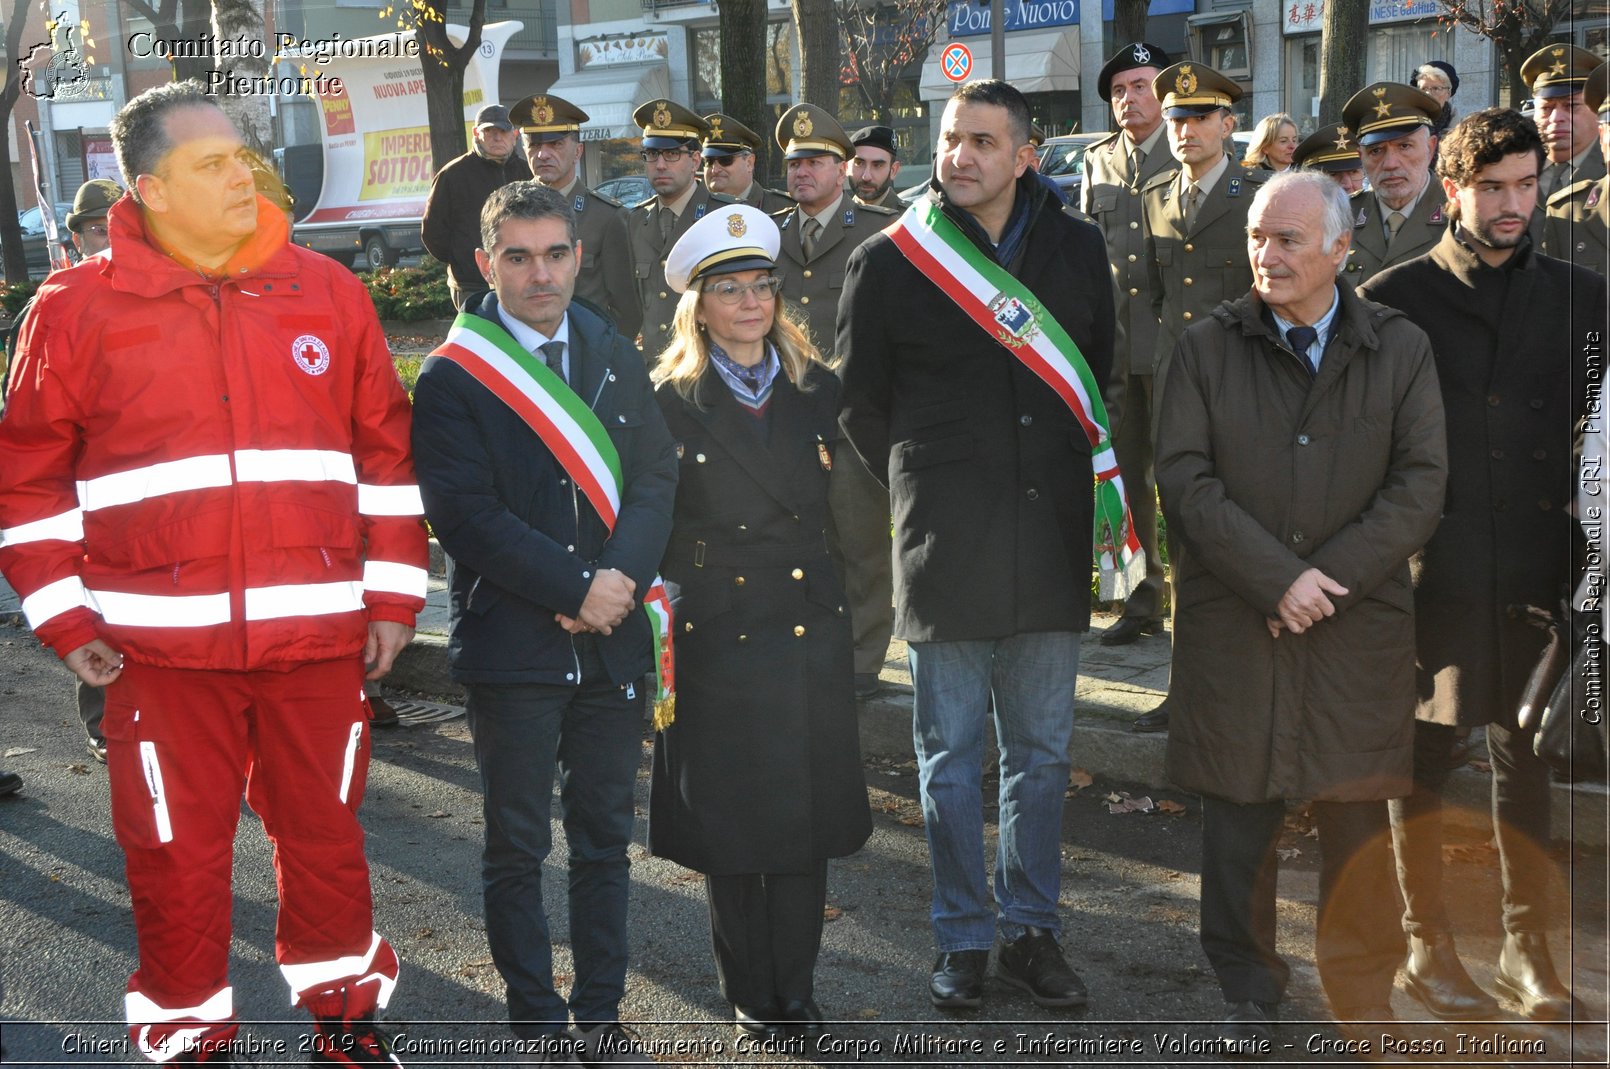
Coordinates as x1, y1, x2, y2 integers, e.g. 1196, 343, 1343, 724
0, 82, 428, 1066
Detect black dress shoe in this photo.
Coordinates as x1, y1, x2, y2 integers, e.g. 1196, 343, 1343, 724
1496, 932, 1582, 1020
732, 1004, 779, 1038
1101, 615, 1162, 646
994, 928, 1088, 1007
853, 673, 882, 699
929, 949, 987, 1009
1131, 702, 1170, 734
1220, 1000, 1277, 1058
1401, 931, 1497, 1020
367, 696, 401, 728
0, 770, 21, 797
777, 999, 824, 1038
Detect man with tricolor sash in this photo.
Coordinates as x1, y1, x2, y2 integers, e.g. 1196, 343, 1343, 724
411, 181, 676, 1063
837, 79, 1126, 1012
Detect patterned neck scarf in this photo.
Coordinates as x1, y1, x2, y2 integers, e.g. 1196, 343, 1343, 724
708, 340, 780, 416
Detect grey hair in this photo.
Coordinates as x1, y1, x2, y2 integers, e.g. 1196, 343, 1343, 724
480, 181, 577, 251
1251, 170, 1355, 271
1414, 64, 1452, 91
109, 81, 224, 203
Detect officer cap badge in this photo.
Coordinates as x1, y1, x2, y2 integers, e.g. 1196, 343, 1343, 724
1176, 65, 1197, 97
1551, 49, 1568, 76
709, 117, 724, 139
794, 111, 814, 138
653, 102, 672, 129
1373, 86, 1392, 119
726, 212, 747, 237
533, 97, 552, 125
1334, 127, 1352, 151
1132, 44, 1151, 65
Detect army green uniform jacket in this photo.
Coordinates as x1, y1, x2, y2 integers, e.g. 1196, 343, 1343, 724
772, 193, 897, 356
632, 184, 738, 353
1542, 178, 1609, 278
562, 180, 641, 338
1340, 185, 1446, 284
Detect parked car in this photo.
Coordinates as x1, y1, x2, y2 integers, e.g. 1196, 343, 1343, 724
596, 175, 652, 206
18, 202, 73, 276
1035, 133, 1106, 204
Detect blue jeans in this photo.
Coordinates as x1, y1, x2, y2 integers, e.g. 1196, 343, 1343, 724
907, 631, 1080, 952
466, 644, 643, 1038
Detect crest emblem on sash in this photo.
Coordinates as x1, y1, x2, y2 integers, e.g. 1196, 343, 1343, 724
988, 293, 1039, 347
727, 212, 747, 237
1176, 66, 1197, 97
532, 97, 552, 125
794, 111, 814, 138
653, 102, 672, 129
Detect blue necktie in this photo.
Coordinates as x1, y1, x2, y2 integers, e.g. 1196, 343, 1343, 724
1286, 326, 1319, 377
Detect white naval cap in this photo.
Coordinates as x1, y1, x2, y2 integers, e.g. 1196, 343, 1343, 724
664, 203, 780, 294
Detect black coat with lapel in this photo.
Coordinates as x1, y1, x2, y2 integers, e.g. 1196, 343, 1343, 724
649, 364, 871, 874
411, 293, 679, 685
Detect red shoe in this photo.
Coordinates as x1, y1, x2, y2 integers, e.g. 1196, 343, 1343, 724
305, 1013, 403, 1067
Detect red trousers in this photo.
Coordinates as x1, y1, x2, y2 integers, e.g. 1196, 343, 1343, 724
104, 658, 398, 1060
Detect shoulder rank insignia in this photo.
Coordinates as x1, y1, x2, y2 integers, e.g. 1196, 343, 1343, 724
779, 211, 794, 230
574, 194, 586, 214
1227, 177, 1242, 198
843, 207, 856, 227
1354, 205, 1368, 228
693, 202, 708, 221
1429, 204, 1444, 223
1588, 184, 1603, 210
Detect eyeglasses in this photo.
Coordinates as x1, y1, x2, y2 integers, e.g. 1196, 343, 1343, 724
642, 148, 688, 163
705, 276, 782, 304
703, 152, 748, 168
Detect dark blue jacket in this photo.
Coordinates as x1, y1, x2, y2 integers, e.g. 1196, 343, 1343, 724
411, 293, 678, 685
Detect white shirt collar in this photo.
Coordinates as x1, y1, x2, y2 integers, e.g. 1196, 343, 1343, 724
495, 305, 572, 379
1269, 285, 1342, 370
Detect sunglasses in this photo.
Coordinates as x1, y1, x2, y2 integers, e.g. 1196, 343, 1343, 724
703, 152, 749, 168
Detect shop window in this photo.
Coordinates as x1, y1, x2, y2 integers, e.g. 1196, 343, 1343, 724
1366, 23, 1450, 89
1284, 36, 1320, 129
1189, 11, 1253, 81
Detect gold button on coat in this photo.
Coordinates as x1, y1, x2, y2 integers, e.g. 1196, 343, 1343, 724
1184, 242, 1195, 252
793, 625, 805, 637
791, 568, 804, 580
1183, 312, 1193, 321
734, 576, 745, 586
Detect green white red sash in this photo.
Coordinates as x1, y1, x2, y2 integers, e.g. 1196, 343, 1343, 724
887, 199, 1145, 600
431, 312, 676, 726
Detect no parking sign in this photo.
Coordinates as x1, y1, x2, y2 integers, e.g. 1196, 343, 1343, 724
940, 43, 973, 83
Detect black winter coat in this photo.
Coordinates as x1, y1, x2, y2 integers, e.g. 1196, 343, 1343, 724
837, 174, 1116, 641
648, 365, 871, 874
411, 294, 678, 685
1362, 230, 1606, 727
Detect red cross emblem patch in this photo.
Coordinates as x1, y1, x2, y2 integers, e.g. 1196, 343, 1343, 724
293, 334, 331, 376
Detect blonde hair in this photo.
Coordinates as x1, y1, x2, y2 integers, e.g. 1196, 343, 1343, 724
651, 281, 835, 402
1244, 113, 1298, 168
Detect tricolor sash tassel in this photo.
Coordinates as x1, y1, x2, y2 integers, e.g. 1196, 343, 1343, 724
431, 312, 676, 718
886, 200, 1146, 602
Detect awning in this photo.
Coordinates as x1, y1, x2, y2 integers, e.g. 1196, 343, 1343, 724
543, 64, 670, 142
919, 29, 1080, 101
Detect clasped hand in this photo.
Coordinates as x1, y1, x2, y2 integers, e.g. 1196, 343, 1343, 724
556, 568, 637, 635
1266, 567, 1349, 638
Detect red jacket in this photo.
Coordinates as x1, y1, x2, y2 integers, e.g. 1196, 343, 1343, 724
0, 196, 427, 670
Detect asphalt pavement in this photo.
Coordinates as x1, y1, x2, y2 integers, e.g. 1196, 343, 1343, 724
3, 557, 1609, 1067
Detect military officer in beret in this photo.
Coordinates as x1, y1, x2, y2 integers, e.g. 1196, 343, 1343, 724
849, 125, 902, 208
1525, 44, 1607, 199
1340, 82, 1447, 282
511, 93, 642, 338
1543, 61, 1609, 276
631, 101, 735, 350
1081, 42, 1176, 656
1294, 123, 1365, 195
773, 102, 898, 700
701, 113, 792, 213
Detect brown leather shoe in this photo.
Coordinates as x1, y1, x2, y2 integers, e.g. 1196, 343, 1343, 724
1496, 932, 1582, 1020
1401, 931, 1498, 1020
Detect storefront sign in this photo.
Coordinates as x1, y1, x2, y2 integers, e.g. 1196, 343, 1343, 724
946, 0, 1079, 38
577, 33, 668, 69
1283, 0, 1440, 35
